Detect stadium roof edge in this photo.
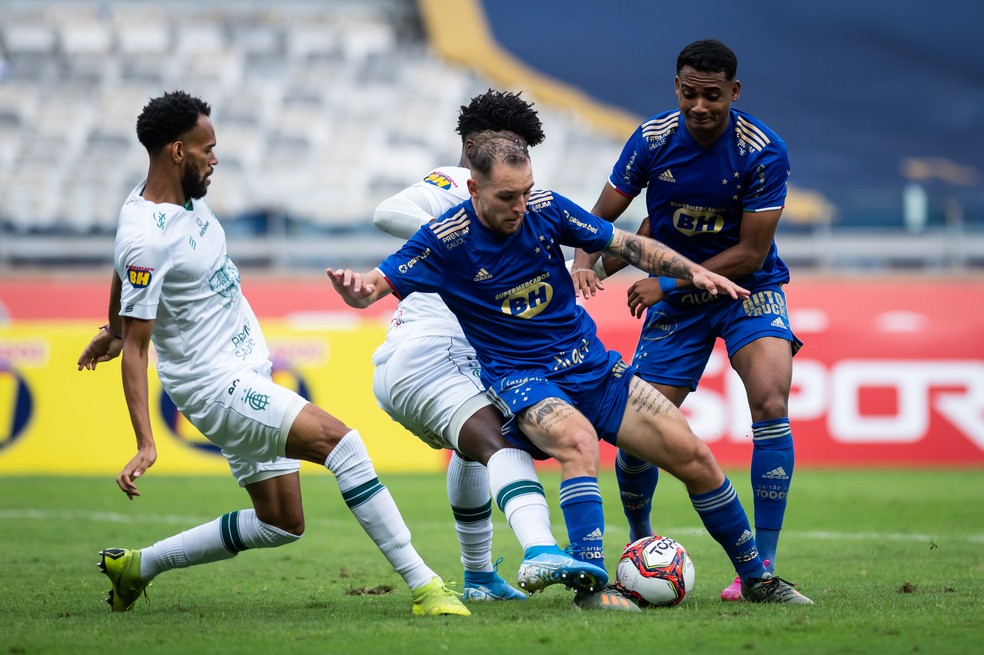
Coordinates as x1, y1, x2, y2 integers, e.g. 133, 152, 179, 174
416, 0, 640, 140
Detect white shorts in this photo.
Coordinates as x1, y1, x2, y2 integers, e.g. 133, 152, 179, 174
372, 335, 491, 450
182, 368, 305, 486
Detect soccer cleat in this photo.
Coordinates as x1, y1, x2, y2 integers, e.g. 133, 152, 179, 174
741, 572, 814, 605
721, 575, 743, 601
97, 547, 148, 612
411, 577, 472, 616
516, 546, 609, 594
462, 574, 528, 601
463, 559, 527, 601
722, 559, 769, 602
571, 584, 641, 612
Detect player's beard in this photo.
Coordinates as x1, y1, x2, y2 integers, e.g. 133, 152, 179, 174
180, 161, 209, 201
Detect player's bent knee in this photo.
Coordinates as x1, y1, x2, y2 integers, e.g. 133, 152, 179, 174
253, 518, 303, 548
287, 405, 352, 463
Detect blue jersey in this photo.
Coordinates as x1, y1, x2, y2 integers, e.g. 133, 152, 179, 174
377, 190, 615, 387
608, 108, 790, 293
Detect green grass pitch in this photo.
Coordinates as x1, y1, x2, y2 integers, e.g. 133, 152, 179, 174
1, 469, 981, 654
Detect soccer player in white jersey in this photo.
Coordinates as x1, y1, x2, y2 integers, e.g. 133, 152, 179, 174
329, 132, 813, 608
76, 91, 468, 616
371, 90, 608, 601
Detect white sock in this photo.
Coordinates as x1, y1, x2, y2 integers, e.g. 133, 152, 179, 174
325, 429, 435, 590
140, 509, 300, 581
446, 452, 494, 573
487, 448, 556, 553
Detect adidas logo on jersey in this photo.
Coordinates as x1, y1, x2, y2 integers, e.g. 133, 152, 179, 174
473, 268, 493, 281
770, 317, 787, 329
763, 466, 790, 480
658, 169, 676, 183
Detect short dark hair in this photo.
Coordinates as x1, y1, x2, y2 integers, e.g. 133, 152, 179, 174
456, 89, 545, 148
676, 39, 738, 80
136, 90, 212, 153
468, 130, 531, 179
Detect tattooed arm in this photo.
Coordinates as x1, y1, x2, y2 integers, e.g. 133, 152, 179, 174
604, 227, 750, 300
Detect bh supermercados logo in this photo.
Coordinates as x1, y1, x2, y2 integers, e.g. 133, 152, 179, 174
423, 172, 454, 190
497, 274, 553, 319
0, 362, 33, 453
159, 364, 312, 455
126, 265, 154, 288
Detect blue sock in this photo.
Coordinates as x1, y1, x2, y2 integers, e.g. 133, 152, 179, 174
464, 569, 496, 584
559, 476, 605, 569
751, 418, 794, 571
690, 478, 765, 580
615, 449, 658, 542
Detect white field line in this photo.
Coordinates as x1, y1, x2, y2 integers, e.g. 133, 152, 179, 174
2, 509, 983, 544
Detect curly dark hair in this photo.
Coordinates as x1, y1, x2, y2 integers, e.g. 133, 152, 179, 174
676, 39, 738, 80
135, 90, 212, 153
456, 89, 545, 147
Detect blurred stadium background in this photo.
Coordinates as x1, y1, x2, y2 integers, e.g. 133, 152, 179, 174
0, 0, 981, 271
1, 0, 983, 473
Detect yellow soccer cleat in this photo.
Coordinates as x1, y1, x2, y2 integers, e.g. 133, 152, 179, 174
410, 577, 471, 616
98, 548, 148, 611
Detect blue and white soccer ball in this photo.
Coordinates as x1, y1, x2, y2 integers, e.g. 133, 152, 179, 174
616, 535, 696, 607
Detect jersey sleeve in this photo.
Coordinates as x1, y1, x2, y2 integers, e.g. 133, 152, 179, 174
115, 223, 171, 321
743, 138, 790, 213
553, 193, 616, 252
372, 167, 473, 240
607, 123, 648, 197
372, 187, 437, 239
376, 226, 445, 300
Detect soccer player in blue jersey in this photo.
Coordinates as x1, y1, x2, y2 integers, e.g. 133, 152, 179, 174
328, 132, 813, 607
573, 39, 803, 602
371, 89, 608, 602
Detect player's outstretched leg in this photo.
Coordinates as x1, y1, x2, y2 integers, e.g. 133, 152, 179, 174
325, 430, 469, 616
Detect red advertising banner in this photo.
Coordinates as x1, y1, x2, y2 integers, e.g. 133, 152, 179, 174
2, 275, 982, 468
586, 277, 984, 468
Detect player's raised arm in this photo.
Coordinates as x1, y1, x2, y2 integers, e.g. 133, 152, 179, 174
372, 186, 436, 240
604, 227, 750, 300
326, 268, 394, 308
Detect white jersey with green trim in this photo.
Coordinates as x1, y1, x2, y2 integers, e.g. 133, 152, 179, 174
114, 180, 270, 408
372, 166, 471, 361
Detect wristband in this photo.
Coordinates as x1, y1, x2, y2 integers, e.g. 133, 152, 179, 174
658, 277, 677, 294
591, 257, 608, 281
101, 324, 123, 339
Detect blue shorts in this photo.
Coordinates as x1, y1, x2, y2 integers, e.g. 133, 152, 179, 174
634, 283, 803, 390
487, 350, 636, 459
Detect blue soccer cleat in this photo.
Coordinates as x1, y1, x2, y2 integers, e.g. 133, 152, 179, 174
516, 546, 608, 595
463, 558, 527, 601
